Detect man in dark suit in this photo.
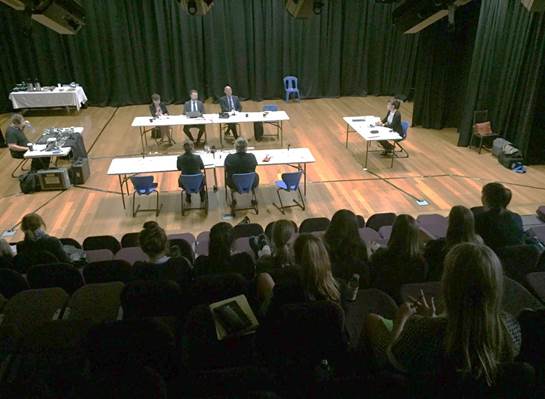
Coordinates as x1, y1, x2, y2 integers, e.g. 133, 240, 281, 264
224, 137, 259, 192
182, 89, 206, 146
219, 85, 242, 139
149, 93, 173, 145
376, 98, 403, 155
177, 139, 206, 203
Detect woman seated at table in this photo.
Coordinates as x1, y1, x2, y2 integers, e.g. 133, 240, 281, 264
149, 93, 173, 145
6, 113, 49, 170
376, 98, 403, 156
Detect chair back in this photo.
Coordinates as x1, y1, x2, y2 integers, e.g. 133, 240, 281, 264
64, 282, 124, 323
232, 172, 256, 194
179, 173, 204, 194
60, 237, 81, 249
263, 104, 279, 112
366, 212, 397, 232
502, 277, 544, 317
496, 245, 541, 285
0, 268, 29, 299
130, 175, 156, 195
121, 280, 182, 319
526, 272, 545, 303
83, 259, 132, 284
281, 171, 302, 191
473, 109, 489, 124
114, 247, 148, 265
83, 235, 121, 254
283, 76, 298, 91
121, 232, 140, 248
84, 248, 114, 263
299, 217, 330, 233
232, 222, 264, 240
168, 238, 195, 264
27, 263, 84, 295
358, 227, 382, 242
401, 121, 409, 139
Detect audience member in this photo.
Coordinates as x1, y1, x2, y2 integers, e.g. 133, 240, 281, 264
0, 238, 15, 269
424, 206, 483, 281
370, 214, 427, 302
475, 182, 524, 251
255, 219, 295, 275
324, 209, 370, 287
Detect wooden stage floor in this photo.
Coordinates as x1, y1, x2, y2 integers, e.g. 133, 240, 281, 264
1, 96, 544, 243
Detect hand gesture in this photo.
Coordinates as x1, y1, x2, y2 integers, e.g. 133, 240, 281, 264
408, 289, 436, 318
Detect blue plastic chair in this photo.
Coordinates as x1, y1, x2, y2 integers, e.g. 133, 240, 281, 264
274, 171, 305, 214
130, 176, 161, 217
393, 121, 410, 162
262, 104, 281, 141
179, 173, 208, 216
263, 104, 278, 112
229, 172, 258, 216
283, 76, 300, 102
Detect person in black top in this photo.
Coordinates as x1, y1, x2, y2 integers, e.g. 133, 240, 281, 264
182, 89, 206, 146
6, 113, 49, 170
149, 93, 172, 145
224, 137, 259, 191
474, 182, 524, 252
177, 139, 206, 203
0, 238, 15, 269
376, 98, 403, 155
218, 85, 242, 138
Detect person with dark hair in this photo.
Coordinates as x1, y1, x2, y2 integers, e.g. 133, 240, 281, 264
324, 209, 370, 286
256, 219, 295, 275
132, 221, 193, 287
475, 182, 524, 251
370, 214, 427, 302
0, 238, 15, 269
224, 137, 259, 191
182, 89, 206, 146
6, 113, 49, 170
194, 222, 255, 278
149, 93, 172, 145
177, 139, 206, 203
219, 84, 242, 138
424, 206, 483, 281
376, 98, 403, 155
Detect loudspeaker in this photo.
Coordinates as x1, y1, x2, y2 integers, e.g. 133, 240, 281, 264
31, 0, 85, 35
179, 0, 214, 16
69, 158, 90, 185
521, 0, 545, 12
37, 168, 71, 191
393, 0, 450, 34
285, 0, 315, 18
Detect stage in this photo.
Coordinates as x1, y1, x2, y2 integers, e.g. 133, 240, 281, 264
1, 96, 544, 243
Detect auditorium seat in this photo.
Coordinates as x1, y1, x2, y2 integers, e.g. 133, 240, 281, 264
188, 273, 248, 307
299, 217, 330, 233
196, 231, 210, 243
400, 281, 444, 313
83, 235, 121, 254
114, 247, 147, 265
63, 282, 124, 323
366, 212, 396, 232
60, 237, 82, 249
168, 238, 195, 264
358, 227, 382, 243
120, 232, 140, 248
168, 232, 196, 247
27, 263, 84, 295
526, 272, 545, 303
196, 237, 209, 257
416, 214, 447, 227
378, 225, 392, 240
496, 245, 541, 286
0, 268, 29, 299
83, 259, 132, 284
528, 225, 545, 243
232, 223, 264, 240
85, 248, 114, 263
503, 277, 544, 317
232, 237, 255, 260
121, 280, 183, 319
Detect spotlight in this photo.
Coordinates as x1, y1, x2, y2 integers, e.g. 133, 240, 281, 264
187, 0, 197, 15
313, 1, 324, 14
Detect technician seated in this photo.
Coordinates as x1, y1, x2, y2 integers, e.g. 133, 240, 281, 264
224, 137, 259, 190
6, 113, 49, 170
182, 89, 206, 147
177, 139, 206, 203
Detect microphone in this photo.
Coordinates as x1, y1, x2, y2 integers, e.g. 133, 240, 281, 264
287, 144, 291, 151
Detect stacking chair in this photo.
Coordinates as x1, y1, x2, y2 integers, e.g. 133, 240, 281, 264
390, 121, 410, 167
299, 217, 330, 233
283, 76, 300, 102
121, 232, 140, 248
274, 171, 305, 214
262, 104, 281, 141
469, 110, 499, 153
83, 235, 121, 254
228, 172, 258, 216
83, 259, 132, 284
10, 154, 30, 178
179, 173, 208, 215
27, 263, 84, 295
130, 175, 162, 217
63, 282, 124, 323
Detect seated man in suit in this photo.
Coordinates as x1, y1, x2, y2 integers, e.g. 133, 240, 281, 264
182, 89, 206, 146
376, 98, 403, 155
219, 84, 242, 139
177, 139, 206, 203
6, 113, 49, 170
225, 137, 259, 195
149, 93, 173, 145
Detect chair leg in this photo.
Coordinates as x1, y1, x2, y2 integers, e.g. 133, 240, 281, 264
156, 191, 160, 216
132, 192, 137, 217
274, 189, 286, 214
181, 190, 185, 216
230, 190, 236, 217
11, 159, 29, 178
204, 191, 209, 215
295, 188, 306, 210
252, 189, 259, 215
478, 136, 483, 154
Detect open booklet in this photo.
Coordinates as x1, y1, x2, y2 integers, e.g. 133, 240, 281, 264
209, 294, 259, 341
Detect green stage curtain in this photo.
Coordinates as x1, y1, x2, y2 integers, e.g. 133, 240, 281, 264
0, 0, 417, 113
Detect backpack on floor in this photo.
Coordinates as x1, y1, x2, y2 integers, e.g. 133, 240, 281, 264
498, 143, 523, 169
19, 172, 41, 194
492, 138, 510, 158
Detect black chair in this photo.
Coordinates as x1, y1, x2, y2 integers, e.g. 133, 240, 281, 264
168, 238, 195, 264
132, 257, 193, 288
357, 215, 366, 228
526, 272, 545, 303
366, 212, 396, 232
27, 263, 84, 295
121, 280, 183, 319
60, 238, 82, 249
496, 245, 541, 286
83, 259, 132, 284
232, 223, 264, 240
83, 235, 121, 254
0, 268, 29, 299
299, 217, 330, 234
189, 273, 248, 307
121, 232, 140, 248
503, 277, 544, 317
518, 309, 545, 384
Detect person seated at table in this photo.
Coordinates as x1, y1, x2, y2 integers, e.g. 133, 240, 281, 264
6, 113, 49, 170
177, 139, 206, 203
376, 98, 403, 156
219, 84, 242, 139
225, 137, 259, 191
149, 93, 172, 145
182, 89, 206, 147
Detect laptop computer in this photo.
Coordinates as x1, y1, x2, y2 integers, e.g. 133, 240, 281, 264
187, 111, 202, 118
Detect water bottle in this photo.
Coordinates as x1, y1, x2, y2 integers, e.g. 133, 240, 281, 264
34, 78, 41, 91
314, 359, 331, 383
346, 273, 360, 302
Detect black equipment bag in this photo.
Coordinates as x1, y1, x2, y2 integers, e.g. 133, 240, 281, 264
498, 151, 523, 169
19, 172, 41, 194
254, 122, 264, 142
151, 127, 162, 139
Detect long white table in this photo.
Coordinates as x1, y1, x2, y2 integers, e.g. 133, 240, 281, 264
24, 127, 84, 159
131, 111, 290, 154
344, 116, 402, 169
9, 86, 88, 111
107, 147, 314, 209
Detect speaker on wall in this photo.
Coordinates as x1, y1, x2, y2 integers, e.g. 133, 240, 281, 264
521, 0, 545, 12
285, 0, 325, 18
31, 0, 85, 35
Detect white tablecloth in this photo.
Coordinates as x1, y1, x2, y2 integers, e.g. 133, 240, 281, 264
344, 116, 402, 141
9, 86, 88, 111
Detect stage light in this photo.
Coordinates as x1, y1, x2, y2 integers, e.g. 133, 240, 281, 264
187, 0, 197, 15
313, 1, 324, 14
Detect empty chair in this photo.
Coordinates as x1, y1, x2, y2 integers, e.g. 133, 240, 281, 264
232, 223, 264, 240
228, 173, 259, 216
283, 76, 300, 102
416, 214, 447, 227
262, 104, 281, 141
299, 217, 330, 234
63, 282, 124, 323
130, 175, 161, 217
179, 173, 208, 216
0, 268, 29, 299
2, 288, 68, 334
358, 227, 382, 242
526, 272, 545, 303
366, 212, 396, 232
83, 235, 121, 254
496, 245, 541, 286
274, 171, 305, 214
121, 280, 183, 319
168, 238, 195, 264
503, 277, 544, 317
469, 109, 498, 153
400, 281, 444, 314
114, 246, 148, 265
378, 225, 392, 240
26, 263, 84, 295
195, 238, 209, 257
528, 225, 545, 243
83, 260, 132, 284
232, 237, 255, 259
196, 231, 209, 243
60, 238, 82, 249
121, 232, 140, 248
168, 233, 196, 247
